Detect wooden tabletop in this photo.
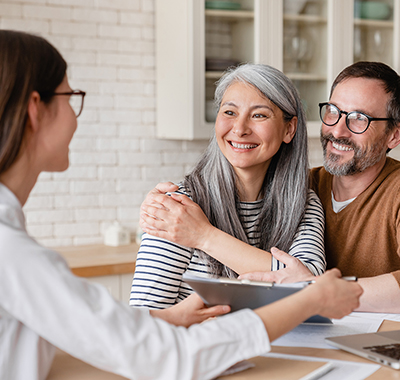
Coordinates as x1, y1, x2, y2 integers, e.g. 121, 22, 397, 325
54, 243, 139, 277
48, 319, 400, 379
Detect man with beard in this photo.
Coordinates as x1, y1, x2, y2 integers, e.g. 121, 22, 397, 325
308, 61, 400, 312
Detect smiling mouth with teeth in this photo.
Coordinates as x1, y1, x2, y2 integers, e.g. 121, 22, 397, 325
332, 141, 353, 152
230, 141, 258, 149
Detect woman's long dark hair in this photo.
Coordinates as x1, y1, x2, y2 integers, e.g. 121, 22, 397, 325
184, 64, 309, 277
0, 30, 67, 174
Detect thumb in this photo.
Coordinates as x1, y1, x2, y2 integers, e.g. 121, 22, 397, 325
170, 192, 194, 205
270, 247, 295, 265
155, 181, 178, 194
202, 305, 231, 318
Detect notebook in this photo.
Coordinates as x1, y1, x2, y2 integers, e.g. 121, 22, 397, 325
325, 330, 400, 369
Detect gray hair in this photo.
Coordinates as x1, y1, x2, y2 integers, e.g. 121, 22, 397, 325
184, 63, 309, 277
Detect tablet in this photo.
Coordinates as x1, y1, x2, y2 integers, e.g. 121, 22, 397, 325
182, 273, 332, 324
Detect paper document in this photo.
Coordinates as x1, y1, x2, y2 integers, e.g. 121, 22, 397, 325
264, 352, 380, 380
350, 311, 400, 322
272, 315, 382, 349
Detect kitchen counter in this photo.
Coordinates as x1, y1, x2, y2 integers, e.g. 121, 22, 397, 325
55, 243, 139, 277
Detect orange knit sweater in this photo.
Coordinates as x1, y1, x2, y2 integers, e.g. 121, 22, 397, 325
310, 157, 400, 285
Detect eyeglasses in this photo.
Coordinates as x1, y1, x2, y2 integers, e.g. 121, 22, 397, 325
319, 102, 392, 134
40, 90, 86, 118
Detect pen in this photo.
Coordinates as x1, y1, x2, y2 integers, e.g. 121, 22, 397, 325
298, 362, 335, 380
306, 276, 357, 284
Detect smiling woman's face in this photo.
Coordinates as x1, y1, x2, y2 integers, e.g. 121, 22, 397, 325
215, 81, 296, 180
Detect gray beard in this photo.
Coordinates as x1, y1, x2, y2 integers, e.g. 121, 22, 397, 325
320, 132, 388, 177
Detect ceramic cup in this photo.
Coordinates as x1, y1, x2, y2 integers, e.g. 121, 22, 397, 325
358, 1, 390, 20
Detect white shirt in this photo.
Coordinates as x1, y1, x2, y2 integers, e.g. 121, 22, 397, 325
331, 191, 356, 213
0, 183, 270, 380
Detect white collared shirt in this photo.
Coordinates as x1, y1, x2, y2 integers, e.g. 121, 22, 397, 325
0, 183, 270, 380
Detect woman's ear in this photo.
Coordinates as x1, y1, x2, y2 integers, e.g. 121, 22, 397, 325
283, 116, 297, 144
26, 91, 43, 133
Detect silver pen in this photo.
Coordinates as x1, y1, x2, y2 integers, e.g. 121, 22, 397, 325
306, 276, 358, 284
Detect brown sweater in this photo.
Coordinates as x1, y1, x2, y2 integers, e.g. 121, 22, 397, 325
310, 157, 400, 285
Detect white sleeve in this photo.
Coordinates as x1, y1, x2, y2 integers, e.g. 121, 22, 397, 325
271, 189, 326, 275
130, 233, 193, 309
0, 233, 271, 380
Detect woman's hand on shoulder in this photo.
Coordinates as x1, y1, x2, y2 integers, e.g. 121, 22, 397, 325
140, 182, 215, 250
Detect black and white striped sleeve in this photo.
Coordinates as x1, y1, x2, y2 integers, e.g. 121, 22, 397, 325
129, 234, 194, 310
271, 189, 326, 275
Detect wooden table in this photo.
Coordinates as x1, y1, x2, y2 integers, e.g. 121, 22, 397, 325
47, 320, 400, 379
55, 243, 138, 277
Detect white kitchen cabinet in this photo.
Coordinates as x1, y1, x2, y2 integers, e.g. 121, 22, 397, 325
55, 243, 137, 305
87, 273, 133, 304
156, 0, 400, 140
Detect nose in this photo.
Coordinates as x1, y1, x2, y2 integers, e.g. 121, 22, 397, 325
232, 115, 251, 137
325, 114, 352, 139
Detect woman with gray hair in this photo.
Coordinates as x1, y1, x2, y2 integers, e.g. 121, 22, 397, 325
131, 63, 325, 309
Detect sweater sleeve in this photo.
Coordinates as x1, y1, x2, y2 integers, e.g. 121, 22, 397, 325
393, 191, 400, 286
272, 189, 326, 275
129, 233, 194, 309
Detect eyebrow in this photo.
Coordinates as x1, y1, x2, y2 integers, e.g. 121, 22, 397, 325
330, 102, 373, 116
221, 101, 275, 113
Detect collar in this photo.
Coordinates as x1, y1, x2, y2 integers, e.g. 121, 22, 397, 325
0, 182, 26, 231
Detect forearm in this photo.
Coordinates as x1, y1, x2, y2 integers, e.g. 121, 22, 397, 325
200, 226, 272, 274
254, 287, 319, 342
357, 273, 400, 312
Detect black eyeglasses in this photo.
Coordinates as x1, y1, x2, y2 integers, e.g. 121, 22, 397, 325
40, 90, 86, 118
319, 102, 392, 134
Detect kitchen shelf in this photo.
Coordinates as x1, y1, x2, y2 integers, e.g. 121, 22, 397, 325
284, 14, 327, 24
205, 9, 254, 20
205, 71, 225, 79
286, 73, 327, 81
354, 18, 394, 28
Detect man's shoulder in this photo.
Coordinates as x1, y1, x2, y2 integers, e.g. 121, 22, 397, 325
309, 166, 332, 195
385, 157, 400, 173
380, 157, 400, 184
310, 166, 326, 181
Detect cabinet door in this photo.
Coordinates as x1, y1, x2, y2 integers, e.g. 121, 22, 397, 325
353, 0, 399, 69
156, 0, 207, 140
282, 0, 329, 137
87, 275, 121, 300
86, 274, 134, 303
156, 0, 263, 140
120, 273, 134, 305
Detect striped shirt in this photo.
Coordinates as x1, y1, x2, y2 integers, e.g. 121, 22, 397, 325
130, 189, 325, 309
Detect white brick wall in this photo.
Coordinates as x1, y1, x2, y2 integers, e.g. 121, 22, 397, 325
1, 0, 208, 247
